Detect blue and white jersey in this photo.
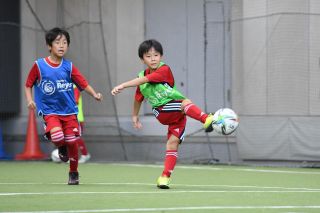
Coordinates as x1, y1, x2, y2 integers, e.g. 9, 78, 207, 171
34, 58, 78, 116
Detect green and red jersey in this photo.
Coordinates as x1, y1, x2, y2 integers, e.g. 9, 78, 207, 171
135, 62, 186, 108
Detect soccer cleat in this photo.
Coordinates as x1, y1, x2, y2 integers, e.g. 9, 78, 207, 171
203, 113, 214, 132
68, 171, 79, 185
58, 145, 69, 162
157, 176, 170, 189
78, 154, 91, 163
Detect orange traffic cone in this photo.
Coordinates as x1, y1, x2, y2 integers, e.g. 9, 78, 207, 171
15, 108, 47, 160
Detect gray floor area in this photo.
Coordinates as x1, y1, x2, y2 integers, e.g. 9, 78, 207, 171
3, 133, 320, 168
3, 134, 240, 164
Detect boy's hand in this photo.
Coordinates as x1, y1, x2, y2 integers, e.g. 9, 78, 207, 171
27, 100, 36, 109
111, 84, 124, 96
94, 93, 103, 101
132, 115, 142, 129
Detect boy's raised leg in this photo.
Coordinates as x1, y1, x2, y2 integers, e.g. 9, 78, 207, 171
183, 102, 214, 132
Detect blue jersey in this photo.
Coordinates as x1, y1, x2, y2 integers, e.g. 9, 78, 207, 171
34, 58, 78, 116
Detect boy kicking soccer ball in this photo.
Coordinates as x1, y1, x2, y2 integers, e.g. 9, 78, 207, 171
25, 27, 103, 185
111, 39, 214, 189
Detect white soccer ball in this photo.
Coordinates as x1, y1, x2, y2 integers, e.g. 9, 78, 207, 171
212, 108, 239, 135
51, 149, 61, 163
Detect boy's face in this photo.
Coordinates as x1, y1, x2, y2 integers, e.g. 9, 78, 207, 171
48, 34, 69, 58
141, 47, 162, 70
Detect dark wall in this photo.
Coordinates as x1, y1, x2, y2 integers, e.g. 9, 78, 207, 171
0, 0, 20, 116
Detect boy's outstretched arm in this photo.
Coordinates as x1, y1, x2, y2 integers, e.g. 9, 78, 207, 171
111, 76, 148, 96
132, 99, 142, 129
84, 85, 103, 101
25, 86, 36, 109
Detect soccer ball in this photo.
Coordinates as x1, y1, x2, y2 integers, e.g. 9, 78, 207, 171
51, 149, 61, 163
212, 108, 239, 135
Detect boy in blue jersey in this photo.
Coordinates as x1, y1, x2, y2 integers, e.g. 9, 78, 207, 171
25, 28, 103, 185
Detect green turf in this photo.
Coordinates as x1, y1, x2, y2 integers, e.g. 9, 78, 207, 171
0, 162, 320, 212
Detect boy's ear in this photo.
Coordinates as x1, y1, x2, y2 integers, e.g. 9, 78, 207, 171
47, 44, 52, 51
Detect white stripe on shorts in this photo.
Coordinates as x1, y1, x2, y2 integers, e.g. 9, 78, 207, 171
65, 135, 78, 142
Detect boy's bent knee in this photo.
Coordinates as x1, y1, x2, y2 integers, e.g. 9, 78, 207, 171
50, 127, 62, 133
181, 99, 192, 110
166, 136, 180, 150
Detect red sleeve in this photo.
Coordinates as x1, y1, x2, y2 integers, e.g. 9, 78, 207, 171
135, 86, 144, 102
145, 65, 174, 87
74, 87, 81, 104
71, 65, 89, 90
25, 63, 40, 87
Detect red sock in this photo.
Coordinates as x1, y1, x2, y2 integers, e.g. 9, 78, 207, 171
184, 103, 208, 123
162, 150, 178, 177
67, 141, 78, 172
77, 138, 88, 155
52, 140, 65, 147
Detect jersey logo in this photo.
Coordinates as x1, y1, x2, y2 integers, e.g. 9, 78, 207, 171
41, 79, 73, 95
41, 80, 55, 95
56, 80, 73, 91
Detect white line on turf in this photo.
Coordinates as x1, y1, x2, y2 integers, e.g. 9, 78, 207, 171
110, 163, 320, 175
1, 190, 320, 196
0, 182, 319, 191
3, 206, 320, 213
233, 168, 320, 174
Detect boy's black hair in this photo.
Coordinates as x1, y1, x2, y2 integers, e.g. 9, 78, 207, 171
45, 27, 70, 46
138, 39, 163, 59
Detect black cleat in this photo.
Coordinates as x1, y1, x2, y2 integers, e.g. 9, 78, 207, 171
68, 172, 79, 185
58, 145, 69, 162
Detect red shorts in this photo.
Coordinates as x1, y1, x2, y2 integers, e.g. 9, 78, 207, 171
43, 114, 80, 139
153, 101, 186, 142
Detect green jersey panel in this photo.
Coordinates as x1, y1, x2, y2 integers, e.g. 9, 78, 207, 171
138, 63, 186, 108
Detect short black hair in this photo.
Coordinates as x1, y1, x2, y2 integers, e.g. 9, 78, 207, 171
45, 27, 70, 46
138, 39, 163, 59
